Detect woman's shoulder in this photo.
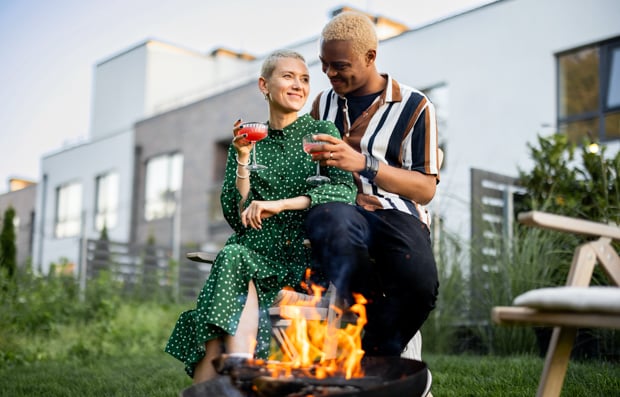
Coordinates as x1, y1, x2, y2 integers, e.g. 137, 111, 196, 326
300, 113, 338, 134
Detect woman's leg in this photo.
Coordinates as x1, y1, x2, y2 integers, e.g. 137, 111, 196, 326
192, 338, 223, 384
225, 279, 259, 354
192, 280, 259, 384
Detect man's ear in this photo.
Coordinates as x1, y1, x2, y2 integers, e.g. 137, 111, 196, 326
365, 49, 376, 65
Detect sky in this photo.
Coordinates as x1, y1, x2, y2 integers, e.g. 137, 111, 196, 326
0, 0, 493, 194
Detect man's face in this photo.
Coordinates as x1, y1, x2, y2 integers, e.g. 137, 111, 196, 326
319, 40, 371, 97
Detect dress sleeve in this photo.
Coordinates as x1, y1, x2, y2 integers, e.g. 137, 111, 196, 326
221, 145, 254, 233
305, 120, 357, 207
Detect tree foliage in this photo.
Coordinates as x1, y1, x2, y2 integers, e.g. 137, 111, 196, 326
0, 206, 17, 278
516, 133, 620, 224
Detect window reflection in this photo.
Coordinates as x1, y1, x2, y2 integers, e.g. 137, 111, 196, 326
95, 172, 119, 231
558, 37, 620, 143
55, 182, 82, 238
144, 153, 183, 221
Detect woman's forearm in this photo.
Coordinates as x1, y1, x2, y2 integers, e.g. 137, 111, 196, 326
235, 153, 251, 207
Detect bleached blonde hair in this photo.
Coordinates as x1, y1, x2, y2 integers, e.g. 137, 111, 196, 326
261, 49, 306, 79
320, 11, 378, 57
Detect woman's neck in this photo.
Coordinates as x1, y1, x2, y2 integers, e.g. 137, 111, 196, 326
268, 112, 299, 130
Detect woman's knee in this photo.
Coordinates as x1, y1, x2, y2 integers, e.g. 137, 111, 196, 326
214, 244, 250, 273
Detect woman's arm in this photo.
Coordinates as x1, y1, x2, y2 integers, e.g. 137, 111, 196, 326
241, 196, 311, 230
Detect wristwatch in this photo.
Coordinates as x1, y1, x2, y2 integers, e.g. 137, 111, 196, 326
359, 154, 379, 181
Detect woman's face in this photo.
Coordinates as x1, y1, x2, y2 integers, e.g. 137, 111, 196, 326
263, 57, 310, 113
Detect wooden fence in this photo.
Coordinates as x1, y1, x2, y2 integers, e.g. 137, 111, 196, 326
84, 239, 213, 301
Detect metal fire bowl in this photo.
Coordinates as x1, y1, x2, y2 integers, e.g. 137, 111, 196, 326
253, 356, 429, 397
180, 356, 429, 397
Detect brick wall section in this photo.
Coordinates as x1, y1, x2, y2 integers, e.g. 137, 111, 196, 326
133, 79, 266, 253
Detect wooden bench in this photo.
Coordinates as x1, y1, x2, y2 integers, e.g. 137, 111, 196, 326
491, 211, 620, 397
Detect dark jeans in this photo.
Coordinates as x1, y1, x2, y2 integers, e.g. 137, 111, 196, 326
304, 202, 439, 356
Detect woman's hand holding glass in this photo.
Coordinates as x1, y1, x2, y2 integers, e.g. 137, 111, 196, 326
234, 121, 268, 171
232, 119, 253, 165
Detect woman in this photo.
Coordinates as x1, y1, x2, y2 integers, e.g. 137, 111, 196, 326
165, 49, 356, 383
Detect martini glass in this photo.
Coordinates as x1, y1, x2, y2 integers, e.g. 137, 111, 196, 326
238, 122, 268, 171
302, 134, 331, 185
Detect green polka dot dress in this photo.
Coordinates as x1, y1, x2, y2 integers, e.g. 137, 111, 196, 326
165, 114, 356, 377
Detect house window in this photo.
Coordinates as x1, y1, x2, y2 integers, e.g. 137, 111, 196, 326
144, 153, 183, 221
557, 36, 620, 143
94, 172, 119, 232
55, 182, 82, 238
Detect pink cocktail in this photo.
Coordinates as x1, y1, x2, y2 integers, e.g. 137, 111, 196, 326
303, 142, 325, 155
302, 134, 330, 185
238, 122, 268, 171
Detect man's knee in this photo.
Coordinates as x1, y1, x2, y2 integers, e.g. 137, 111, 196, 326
305, 202, 357, 238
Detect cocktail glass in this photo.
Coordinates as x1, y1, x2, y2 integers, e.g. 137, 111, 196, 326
238, 122, 268, 171
302, 134, 331, 185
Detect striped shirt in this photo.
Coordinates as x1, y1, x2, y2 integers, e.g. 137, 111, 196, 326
310, 74, 440, 224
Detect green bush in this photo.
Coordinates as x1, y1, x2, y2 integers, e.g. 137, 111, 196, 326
516, 133, 619, 224
0, 262, 185, 368
0, 206, 17, 278
474, 133, 620, 357
422, 228, 470, 354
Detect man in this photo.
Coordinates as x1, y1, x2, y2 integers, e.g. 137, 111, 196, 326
305, 10, 441, 358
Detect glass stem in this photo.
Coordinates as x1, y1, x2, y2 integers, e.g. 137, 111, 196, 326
252, 143, 258, 166
316, 162, 321, 176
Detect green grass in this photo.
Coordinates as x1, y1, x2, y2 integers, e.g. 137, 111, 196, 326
0, 354, 191, 397
1, 273, 618, 397
426, 354, 620, 396
1, 353, 618, 396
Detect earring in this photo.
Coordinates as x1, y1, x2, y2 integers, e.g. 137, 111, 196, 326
263, 92, 270, 101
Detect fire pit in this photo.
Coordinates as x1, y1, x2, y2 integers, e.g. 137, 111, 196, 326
181, 355, 429, 397
181, 289, 430, 396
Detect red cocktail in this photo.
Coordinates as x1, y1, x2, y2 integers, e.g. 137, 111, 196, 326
238, 122, 268, 171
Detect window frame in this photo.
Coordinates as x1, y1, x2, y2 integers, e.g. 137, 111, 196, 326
54, 181, 82, 238
556, 36, 620, 143
94, 171, 119, 232
144, 152, 183, 221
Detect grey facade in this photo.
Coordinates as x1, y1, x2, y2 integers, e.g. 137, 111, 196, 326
133, 79, 267, 254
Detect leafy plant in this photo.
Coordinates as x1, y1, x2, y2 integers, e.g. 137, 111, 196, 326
482, 132, 620, 357
422, 228, 470, 354
516, 133, 620, 223
0, 206, 17, 279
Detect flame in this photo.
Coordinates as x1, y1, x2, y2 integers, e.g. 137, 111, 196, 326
268, 283, 367, 379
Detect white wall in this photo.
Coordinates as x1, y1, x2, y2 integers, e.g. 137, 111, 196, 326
145, 41, 259, 115
90, 45, 147, 140
373, 0, 620, 238
33, 130, 134, 273
35, 40, 261, 274
33, 0, 620, 272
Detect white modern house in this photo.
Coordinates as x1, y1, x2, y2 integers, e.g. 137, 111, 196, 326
373, 0, 620, 240
2, 0, 616, 277
31, 40, 261, 273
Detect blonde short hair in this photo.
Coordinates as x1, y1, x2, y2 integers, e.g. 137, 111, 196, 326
261, 49, 306, 79
320, 11, 378, 57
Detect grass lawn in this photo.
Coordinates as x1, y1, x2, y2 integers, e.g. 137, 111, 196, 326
1, 353, 618, 396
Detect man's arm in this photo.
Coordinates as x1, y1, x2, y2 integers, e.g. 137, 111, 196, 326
309, 133, 438, 205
